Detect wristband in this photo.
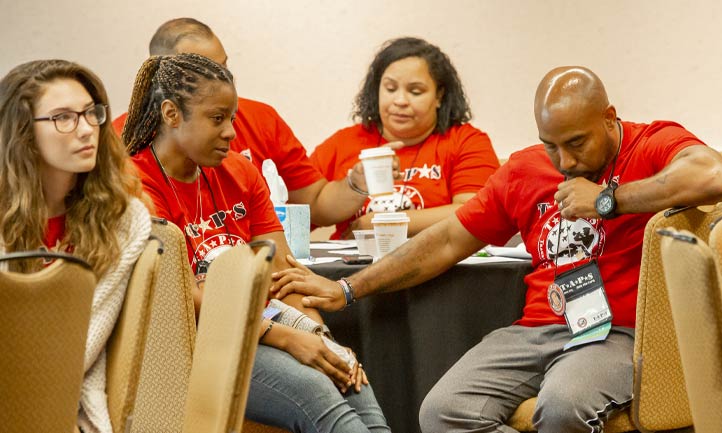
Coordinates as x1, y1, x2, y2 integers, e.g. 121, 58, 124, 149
337, 277, 356, 308
346, 169, 369, 196
260, 320, 274, 342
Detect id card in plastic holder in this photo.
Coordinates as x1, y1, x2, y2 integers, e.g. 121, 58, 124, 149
554, 260, 613, 336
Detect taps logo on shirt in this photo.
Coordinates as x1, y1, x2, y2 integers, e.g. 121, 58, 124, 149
362, 185, 425, 214
537, 211, 606, 268
191, 233, 245, 269
402, 163, 441, 181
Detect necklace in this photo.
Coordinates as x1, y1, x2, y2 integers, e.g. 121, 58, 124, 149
150, 144, 201, 226
150, 144, 206, 269
149, 144, 235, 275
552, 120, 624, 275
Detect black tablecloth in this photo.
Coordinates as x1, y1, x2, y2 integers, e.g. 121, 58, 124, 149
310, 254, 532, 433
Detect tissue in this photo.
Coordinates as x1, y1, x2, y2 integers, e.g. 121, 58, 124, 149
262, 160, 310, 259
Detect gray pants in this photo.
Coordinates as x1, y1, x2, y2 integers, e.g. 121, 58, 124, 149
419, 324, 634, 433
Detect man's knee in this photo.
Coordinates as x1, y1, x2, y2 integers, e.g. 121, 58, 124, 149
420, 387, 506, 433
419, 385, 452, 433
533, 392, 598, 433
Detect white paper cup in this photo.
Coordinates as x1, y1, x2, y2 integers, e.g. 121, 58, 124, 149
371, 212, 410, 257
353, 229, 377, 256
359, 147, 395, 196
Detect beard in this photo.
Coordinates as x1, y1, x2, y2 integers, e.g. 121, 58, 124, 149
560, 169, 604, 182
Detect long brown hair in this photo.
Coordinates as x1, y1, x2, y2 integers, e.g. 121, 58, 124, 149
0, 59, 139, 275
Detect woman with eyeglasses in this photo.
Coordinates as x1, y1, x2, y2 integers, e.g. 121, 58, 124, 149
0, 59, 151, 433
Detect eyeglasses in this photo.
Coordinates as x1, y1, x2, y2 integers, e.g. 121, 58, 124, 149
33, 104, 107, 134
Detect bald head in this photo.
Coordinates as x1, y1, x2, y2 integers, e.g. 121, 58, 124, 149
534, 67, 609, 125
148, 18, 228, 66
149, 18, 214, 55
534, 67, 620, 181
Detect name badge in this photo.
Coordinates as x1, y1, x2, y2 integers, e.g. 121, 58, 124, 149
553, 260, 613, 336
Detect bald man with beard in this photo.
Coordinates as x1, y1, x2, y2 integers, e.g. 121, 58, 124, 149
272, 66, 722, 432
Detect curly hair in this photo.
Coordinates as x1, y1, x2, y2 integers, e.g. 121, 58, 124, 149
123, 53, 235, 156
0, 59, 140, 275
353, 37, 472, 135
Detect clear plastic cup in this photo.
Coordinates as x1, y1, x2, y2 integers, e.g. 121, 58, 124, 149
359, 147, 395, 196
353, 229, 377, 256
371, 212, 410, 257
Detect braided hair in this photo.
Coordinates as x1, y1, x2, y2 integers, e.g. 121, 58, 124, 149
123, 53, 234, 156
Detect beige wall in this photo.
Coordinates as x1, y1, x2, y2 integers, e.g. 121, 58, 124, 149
2, 0, 721, 157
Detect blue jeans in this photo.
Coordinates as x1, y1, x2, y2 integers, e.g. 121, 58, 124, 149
245, 345, 390, 433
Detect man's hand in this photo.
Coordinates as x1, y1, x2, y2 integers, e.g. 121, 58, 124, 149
271, 255, 347, 311
554, 177, 605, 220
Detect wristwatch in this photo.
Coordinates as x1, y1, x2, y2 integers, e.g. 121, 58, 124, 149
595, 182, 619, 219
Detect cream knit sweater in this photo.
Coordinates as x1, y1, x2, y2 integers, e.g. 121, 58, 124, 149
75, 198, 151, 433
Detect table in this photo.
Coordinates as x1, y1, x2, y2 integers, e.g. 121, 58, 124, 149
310, 252, 532, 433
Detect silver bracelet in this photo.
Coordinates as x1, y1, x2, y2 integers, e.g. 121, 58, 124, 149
346, 170, 369, 196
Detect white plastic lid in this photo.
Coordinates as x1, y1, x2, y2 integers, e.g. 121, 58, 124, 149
371, 212, 410, 224
359, 147, 395, 160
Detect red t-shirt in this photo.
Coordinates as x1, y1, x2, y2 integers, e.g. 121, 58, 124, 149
132, 147, 283, 273
44, 215, 66, 251
113, 97, 323, 191
311, 123, 500, 239
456, 120, 703, 328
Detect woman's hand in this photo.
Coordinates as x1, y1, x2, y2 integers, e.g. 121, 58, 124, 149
283, 329, 353, 390
346, 348, 369, 393
342, 213, 374, 238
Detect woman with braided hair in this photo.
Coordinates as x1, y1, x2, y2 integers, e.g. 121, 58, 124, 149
124, 53, 389, 432
0, 59, 151, 433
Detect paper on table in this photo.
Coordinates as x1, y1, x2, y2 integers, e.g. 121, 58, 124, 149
297, 257, 342, 266
311, 242, 356, 250
459, 256, 526, 264
483, 243, 532, 259
327, 249, 359, 255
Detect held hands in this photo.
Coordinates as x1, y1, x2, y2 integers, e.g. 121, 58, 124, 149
271, 255, 347, 311
554, 177, 605, 220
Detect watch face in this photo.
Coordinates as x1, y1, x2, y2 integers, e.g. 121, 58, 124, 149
597, 195, 613, 214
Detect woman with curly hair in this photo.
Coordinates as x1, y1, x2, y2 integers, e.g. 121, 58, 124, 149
0, 59, 151, 433
311, 37, 500, 239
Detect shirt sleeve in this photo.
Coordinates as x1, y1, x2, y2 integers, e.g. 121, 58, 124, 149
132, 154, 173, 221
265, 107, 324, 191
455, 161, 517, 246
639, 122, 706, 172
447, 125, 500, 195
309, 131, 344, 181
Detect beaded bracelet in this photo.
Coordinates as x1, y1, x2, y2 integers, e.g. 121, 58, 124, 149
260, 320, 274, 342
337, 277, 357, 308
346, 170, 369, 196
